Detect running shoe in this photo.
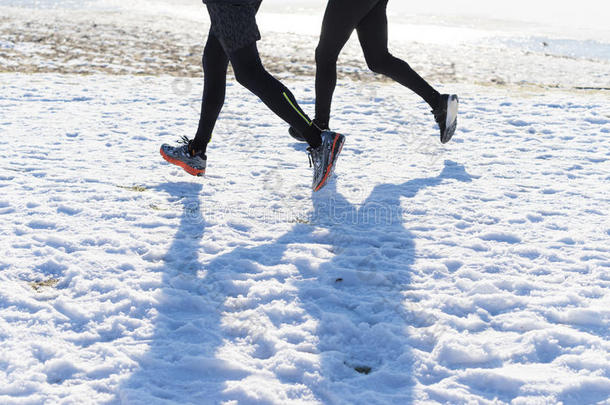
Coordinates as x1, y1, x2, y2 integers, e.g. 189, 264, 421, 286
160, 136, 207, 177
433, 94, 459, 144
308, 131, 345, 191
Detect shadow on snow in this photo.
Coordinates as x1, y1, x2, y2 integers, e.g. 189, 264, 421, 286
118, 160, 472, 404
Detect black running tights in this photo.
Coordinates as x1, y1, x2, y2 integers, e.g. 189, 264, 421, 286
315, 0, 440, 127
193, 33, 321, 152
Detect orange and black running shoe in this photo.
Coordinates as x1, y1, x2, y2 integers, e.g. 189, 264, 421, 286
160, 136, 207, 177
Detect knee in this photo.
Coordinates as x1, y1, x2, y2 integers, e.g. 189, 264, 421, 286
202, 53, 211, 71
233, 62, 260, 89
365, 51, 392, 74
233, 67, 251, 88
202, 49, 210, 70
203, 47, 227, 73
315, 44, 338, 68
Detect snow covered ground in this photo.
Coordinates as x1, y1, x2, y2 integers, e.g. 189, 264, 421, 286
1, 1, 610, 404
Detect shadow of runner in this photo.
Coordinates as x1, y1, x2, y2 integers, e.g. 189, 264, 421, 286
194, 160, 471, 403
117, 181, 248, 404
303, 160, 473, 404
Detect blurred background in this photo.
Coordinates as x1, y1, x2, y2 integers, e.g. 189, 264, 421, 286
1, 0, 609, 88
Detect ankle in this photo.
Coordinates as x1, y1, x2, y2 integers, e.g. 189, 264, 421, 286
313, 118, 329, 131
431, 92, 442, 111
296, 124, 321, 149
188, 142, 205, 157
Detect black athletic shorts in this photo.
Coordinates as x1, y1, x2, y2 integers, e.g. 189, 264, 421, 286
206, 1, 262, 53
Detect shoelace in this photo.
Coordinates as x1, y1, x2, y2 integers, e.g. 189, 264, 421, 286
178, 136, 202, 158
307, 146, 324, 169
175, 136, 192, 157
307, 147, 314, 168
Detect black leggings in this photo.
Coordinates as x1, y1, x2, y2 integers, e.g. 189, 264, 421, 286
193, 33, 321, 152
315, 0, 440, 128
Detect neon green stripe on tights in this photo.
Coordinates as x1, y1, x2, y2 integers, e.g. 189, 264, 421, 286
282, 92, 312, 126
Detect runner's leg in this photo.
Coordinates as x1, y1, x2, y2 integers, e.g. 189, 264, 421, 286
229, 42, 322, 148
192, 30, 229, 153
356, 0, 440, 109
314, 0, 379, 128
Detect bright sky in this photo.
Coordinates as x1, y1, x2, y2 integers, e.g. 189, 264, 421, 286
390, 0, 609, 28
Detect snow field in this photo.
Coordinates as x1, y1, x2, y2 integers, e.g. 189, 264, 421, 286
1, 72, 609, 403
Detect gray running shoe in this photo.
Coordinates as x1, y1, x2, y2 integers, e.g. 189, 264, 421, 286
160, 136, 206, 177
308, 131, 345, 191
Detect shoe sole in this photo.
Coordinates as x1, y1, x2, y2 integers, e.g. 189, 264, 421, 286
160, 147, 205, 177
441, 95, 459, 144
314, 133, 345, 192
